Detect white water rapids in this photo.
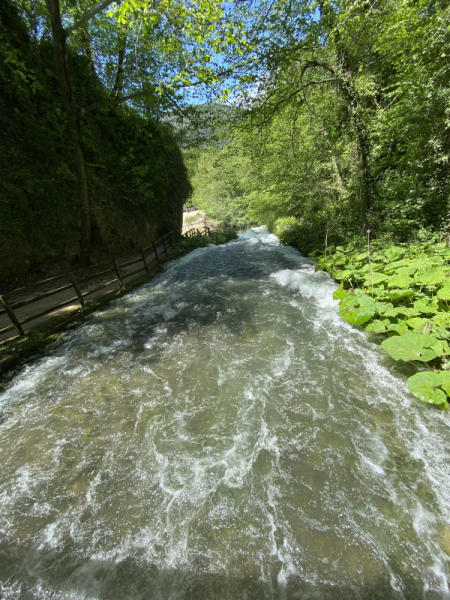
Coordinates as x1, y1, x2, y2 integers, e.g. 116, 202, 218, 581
1, 229, 450, 599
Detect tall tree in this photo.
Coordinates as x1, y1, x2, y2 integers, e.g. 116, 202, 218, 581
41, 0, 235, 264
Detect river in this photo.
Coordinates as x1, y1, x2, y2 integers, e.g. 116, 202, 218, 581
1, 229, 450, 599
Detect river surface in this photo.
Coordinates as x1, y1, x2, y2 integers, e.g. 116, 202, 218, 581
1, 229, 450, 600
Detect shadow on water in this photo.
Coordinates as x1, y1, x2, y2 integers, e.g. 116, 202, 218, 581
0, 542, 434, 600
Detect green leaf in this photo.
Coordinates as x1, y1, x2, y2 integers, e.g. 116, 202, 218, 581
387, 322, 409, 335
406, 317, 431, 330
429, 338, 450, 356
395, 266, 417, 276
433, 327, 450, 340
415, 268, 446, 286
387, 289, 416, 300
375, 301, 392, 315
383, 247, 405, 262
385, 259, 407, 272
363, 272, 388, 285
406, 372, 448, 405
365, 319, 390, 333
414, 298, 431, 313
433, 313, 450, 327
339, 294, 376, 325
333, 284, 348, 300
334, 270, 353, 281
438, 371, 450, 395
387, 273, 414, 288
380, 333, 440, 362
385, 306, 416, 318
437, 285, 450, 301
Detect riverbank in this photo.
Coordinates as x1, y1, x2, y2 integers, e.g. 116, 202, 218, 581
305, 235, 450, 409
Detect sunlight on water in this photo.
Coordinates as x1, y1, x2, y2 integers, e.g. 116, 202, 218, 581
1, 229, 450, 599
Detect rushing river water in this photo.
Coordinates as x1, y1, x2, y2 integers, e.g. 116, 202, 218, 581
1, 229, 450, 600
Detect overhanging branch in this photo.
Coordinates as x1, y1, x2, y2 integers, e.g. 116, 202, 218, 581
82, 88, 156, 114
65, 0, 117, 36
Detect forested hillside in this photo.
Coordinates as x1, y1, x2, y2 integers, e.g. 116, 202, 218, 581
0, 1, 190, 283
186, 0, 450, 251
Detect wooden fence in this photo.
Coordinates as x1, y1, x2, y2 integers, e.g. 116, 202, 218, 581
0, 226, 211, 342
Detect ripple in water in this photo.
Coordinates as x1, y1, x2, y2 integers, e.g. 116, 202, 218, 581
1, 229, 450, 599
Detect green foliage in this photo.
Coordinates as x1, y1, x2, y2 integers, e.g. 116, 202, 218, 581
184, 145, 255, 230
381, 334, 440, 363
315, 237, 450, 408
406, 372, 450, 409
184, 0, 450, 249
166, 230, 238, 259
339, 293, 375, 326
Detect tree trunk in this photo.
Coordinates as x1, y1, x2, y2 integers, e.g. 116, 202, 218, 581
113, 32, 127, 96
45, 0, 92, 265
340, 67, 375, 216
318, 2, 376, 217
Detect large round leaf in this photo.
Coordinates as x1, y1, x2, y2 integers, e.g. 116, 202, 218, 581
433, 312, 450, 327
387, 322, 409, 335
429, 338, 450, 356
381, 333, 439, 362
385, 259, 407, 272
387, 273, 414, 288
406, 317, 431, 331
333, 284, 348, 300
383, 247, 405, 262
438, 371, 450, 395
395, 266, 417, 276
437, 285, 450, 301
415, 269, 446, 286
406, 372, 447, 405
339, 294, 376, 325
365, 319, 390, 333
413, 298, 431, 313
387, 289, 415, 300
364, 272, 388, 285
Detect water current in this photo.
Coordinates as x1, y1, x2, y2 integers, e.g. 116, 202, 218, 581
1, 229, 450, 600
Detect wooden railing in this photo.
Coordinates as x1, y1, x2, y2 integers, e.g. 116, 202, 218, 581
183, 226, 211, 239
0, 227, 208, 342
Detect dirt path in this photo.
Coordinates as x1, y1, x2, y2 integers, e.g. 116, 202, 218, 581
182, 210, 206, 233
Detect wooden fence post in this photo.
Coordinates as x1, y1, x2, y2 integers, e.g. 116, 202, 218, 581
69, 273, 85, 308
141, 249, 150, 276
113, 259, 124, 287
152, 242, 160, 264
0, 295, 24, 336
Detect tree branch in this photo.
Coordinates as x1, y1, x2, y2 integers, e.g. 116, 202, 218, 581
65, 0, 117, 36
82, 88, 156, 114
256, 78, 337, 128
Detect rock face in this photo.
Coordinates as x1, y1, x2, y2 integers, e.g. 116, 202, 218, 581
0, 1, 191, 283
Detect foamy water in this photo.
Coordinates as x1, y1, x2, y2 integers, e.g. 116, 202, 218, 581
1, 229, 449, 599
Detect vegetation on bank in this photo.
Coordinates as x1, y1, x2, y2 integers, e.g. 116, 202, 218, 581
303, 234, 450, 409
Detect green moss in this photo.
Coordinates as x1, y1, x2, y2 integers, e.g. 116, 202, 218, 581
0, 1, 191, 282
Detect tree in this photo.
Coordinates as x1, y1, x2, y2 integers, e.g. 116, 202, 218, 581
40, 0, 234, 264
